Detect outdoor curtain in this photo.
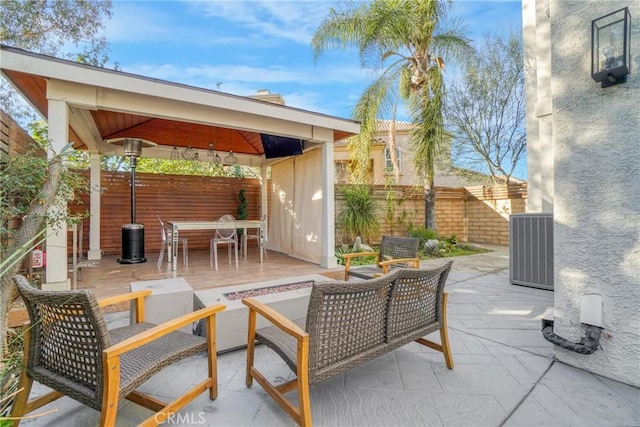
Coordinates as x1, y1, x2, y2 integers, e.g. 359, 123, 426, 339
269, 148, 323, 262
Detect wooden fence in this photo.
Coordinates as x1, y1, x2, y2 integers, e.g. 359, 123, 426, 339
69, 172, 526, 255
1, 110, 46, 248
70, 171, 263, 255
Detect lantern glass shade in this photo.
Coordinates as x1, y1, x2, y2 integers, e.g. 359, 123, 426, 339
592, 7, 631, 87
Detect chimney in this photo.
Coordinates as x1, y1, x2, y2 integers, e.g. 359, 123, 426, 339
251, 89, 285, 105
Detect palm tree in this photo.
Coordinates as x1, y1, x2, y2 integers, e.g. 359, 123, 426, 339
312, 0, 471, 230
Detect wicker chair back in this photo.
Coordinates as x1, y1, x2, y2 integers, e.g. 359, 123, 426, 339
377, 236, 420, 267
14, 275, 110, 410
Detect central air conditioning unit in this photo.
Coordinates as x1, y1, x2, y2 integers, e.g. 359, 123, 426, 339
509, 213, 554, 290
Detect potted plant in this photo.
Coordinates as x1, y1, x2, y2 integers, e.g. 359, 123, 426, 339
236, 189, 248, 236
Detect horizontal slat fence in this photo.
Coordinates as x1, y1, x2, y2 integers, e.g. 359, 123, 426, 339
70, 171, 263, 255
68, 171, 527, 255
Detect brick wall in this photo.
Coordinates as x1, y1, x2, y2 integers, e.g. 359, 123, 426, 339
463, 185, 527, 245
434, 188, 466, 240
336, 183, 527, 246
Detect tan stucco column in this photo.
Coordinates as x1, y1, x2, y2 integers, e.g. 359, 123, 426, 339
87, 151, 102, 260
43, 98, 70, 290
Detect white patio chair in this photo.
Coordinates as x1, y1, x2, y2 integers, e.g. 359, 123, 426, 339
210, 214, 239, 271
157, 215, 188, 268
242, 214, 269, 260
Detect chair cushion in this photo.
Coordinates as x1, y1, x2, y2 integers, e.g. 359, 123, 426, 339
255, 318, 306, 374
109, 322, 207, 398
348, 266, 383, 280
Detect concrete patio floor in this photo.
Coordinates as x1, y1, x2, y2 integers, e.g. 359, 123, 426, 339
20, 248, 639, 426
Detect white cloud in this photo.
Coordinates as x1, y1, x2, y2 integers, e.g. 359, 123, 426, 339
122, 61, 369, 87
196, 1, 332, 44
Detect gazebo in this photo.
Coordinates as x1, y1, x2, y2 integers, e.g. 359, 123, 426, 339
1, 44, 360, 290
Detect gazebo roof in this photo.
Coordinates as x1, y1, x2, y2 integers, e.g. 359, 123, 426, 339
0, 44, 359, 165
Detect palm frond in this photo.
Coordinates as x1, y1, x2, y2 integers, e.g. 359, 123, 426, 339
311, 1, 370, 63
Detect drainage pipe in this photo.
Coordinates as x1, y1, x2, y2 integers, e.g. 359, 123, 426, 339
541, 319, 603, 355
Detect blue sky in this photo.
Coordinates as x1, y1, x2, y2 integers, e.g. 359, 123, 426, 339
104, 0, 523, 119
103, 0, 525, 178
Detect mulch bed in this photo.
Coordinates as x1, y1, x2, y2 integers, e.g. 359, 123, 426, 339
223, 281, 315, 300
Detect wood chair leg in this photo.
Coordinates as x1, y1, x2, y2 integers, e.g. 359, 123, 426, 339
297, 348, 312, 427
246, 309, 256, 387
10, 328, 33, 426
100, 358, 121, 427
205, 315, 218, 400
441, 292, 454, 369
10, 370, 32, 426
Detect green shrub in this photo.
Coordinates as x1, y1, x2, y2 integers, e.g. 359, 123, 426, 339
337, 185, 379, 243
441, 234, 459, 245
335, 244, 378, 266
408, 226, 438, 244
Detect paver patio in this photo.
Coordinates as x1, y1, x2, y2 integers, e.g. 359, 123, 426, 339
18, 248, 640, 426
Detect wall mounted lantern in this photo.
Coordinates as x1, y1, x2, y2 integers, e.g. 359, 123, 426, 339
592, 7, 631, 88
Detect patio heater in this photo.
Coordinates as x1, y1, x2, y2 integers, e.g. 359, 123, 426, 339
107, 138, 157, 264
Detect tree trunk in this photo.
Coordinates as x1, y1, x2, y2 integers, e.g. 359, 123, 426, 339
1, 157, 63, 354
424, 185, 437, 231
0, 277, 19, 356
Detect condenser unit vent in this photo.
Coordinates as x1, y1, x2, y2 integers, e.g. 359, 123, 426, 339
509, 213, 554, 290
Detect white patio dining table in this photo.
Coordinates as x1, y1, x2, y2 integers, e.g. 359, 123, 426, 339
166, 220, 264, 271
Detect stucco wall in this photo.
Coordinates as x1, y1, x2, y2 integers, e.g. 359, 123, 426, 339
549, 0, 640, 386
523, 0, 555, 213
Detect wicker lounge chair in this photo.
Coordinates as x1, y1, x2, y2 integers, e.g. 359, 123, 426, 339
342, 235, 421, 280
10, 275, 225, 426
243, 262, 454, 427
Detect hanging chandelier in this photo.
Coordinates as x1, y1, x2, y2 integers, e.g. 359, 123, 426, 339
181, 145, 197, 161
224, 151, 239, 165
207, 142, 222, 164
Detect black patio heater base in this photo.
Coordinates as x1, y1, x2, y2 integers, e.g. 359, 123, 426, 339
108, 138, 157, 266
118, 223, 146, 264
